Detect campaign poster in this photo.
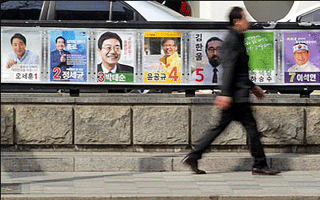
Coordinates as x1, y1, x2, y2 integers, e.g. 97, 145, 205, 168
245, 31, 275, 83
95, 30, 136, 83
283, 31, 320, 84
189, 31, 227, 85
143, 32, 182, 83
49, 30, 88, 82
1, 29, 41, 82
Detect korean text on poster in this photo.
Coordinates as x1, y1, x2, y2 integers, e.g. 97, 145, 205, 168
95, 31, 135, 83
1, 30, 41, 82
143, 32, 182, 83
189, 31, 227, 85
245, 31, 275, 83
283, 31, 320, 84
50, 30, 88, 82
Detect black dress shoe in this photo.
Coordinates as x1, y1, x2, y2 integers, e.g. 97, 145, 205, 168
252, 166, 281, 175
182, 155, 206, 174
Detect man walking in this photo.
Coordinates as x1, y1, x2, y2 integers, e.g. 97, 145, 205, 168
183, 7, 280, 176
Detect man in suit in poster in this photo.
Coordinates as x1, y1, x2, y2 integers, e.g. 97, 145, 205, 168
51, 36, 73, 73
192, 37, 224, 84
97, 31, 133, 74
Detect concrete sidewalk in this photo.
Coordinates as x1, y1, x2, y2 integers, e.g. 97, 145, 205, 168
1, 171, 320, 200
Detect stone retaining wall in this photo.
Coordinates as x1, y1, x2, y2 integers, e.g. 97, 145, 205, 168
1, 93, 320, 149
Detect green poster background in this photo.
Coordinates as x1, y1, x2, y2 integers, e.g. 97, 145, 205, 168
245, 32, 274, 71
98, 73, 133, 83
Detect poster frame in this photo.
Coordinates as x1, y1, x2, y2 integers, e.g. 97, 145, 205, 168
280, 30, 320, 85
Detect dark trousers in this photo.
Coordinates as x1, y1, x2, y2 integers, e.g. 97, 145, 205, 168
191, 103, 267, 168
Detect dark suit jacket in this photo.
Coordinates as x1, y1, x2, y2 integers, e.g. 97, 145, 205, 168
97, 63, 134, 73
220, 27, 255, 103
51, 50, 72, 71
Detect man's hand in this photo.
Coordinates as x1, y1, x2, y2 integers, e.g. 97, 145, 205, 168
214, 96, 233, 110
60, 54, 67, 63
252, 86, 265, 100
6, 59, 17, 68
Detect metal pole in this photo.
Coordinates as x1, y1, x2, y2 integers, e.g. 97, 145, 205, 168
109, 1, 113, 21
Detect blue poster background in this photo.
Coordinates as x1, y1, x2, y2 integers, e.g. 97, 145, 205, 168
50, 30, 88, 82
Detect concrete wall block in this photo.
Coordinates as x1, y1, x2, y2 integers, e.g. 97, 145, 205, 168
75, 156, 135, 172
133, 106, 188, 145
306, 106, 320, 144
253, 106, 305, 145
173, 155, 272, 172
271, 155, 320, 171
173, 157, 253, 172
1, 105, 14, 145
75, 156, 172, 172
137, 157, 172, 172
75, 106, 131, 144
199, 157, 253, 172
15, 105, 73, 144
1, 157, 74, 172
191, 106, 246, 145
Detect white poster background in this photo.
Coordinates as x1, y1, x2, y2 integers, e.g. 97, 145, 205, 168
1, 28, 42, 82
189, 31, 228, 85
95, 30, 136, 72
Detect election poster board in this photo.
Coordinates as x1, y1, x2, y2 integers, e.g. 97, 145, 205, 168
143, 31, 182, 84
245, 31, 276, 84
1, 28, 42, 82
188, 31, 228, 85
283, 31, 320, 84
49, 30, 88, 82
95, 30, 136, 83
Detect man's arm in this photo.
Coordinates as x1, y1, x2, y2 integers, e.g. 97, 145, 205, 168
214, 38, 239, 110
51, 51, 62, 68
220, 39, 239, 97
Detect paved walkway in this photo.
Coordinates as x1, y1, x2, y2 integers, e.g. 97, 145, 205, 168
1, 171, 320, 199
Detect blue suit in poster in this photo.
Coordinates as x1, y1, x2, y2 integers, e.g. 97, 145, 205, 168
50, 30, 87, 82
51, 49, 72, 73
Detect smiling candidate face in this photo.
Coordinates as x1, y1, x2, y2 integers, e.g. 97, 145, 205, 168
98, 38, 121, 69
294, 49, 310, 66
56, 38, 66, 51
11, 38, 26, 59
163, 39, 177, 58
